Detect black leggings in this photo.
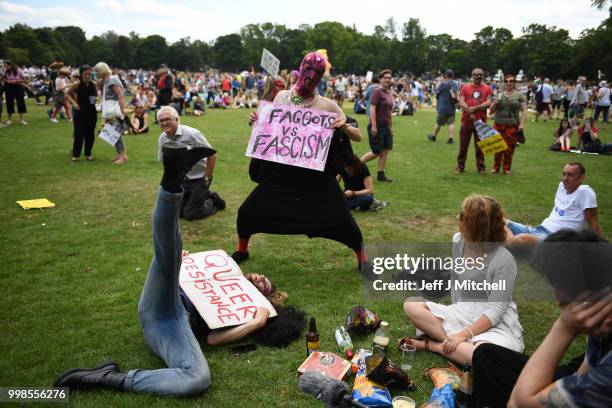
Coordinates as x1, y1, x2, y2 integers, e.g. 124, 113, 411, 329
4, 84, 27, 114
72, 110, 97, 157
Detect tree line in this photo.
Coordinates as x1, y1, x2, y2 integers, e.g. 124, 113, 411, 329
1, 9, 610, 80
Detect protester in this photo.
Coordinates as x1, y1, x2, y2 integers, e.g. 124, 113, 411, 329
551, 79, 565, 120
489, 74, 527, 174
361, 69, 395, 182
427, 69, 458, 144
594, 80, 610, 129
53, 140, 304, 396
472, 229, 612, 408
553, 118, 574, 152
95, 61, 128, 164
0, 62, 5, 127
50, 67, 73, 123
456, 68, 493, 174
157, 106, 223, 220
130, 105, 149, 134
506, 162, 601, 245
402, 195, 524, 364
533, 78, 553, 122
232, 52, 367, 271
2, 60, 28, 126
570, 76, 589, 124
67, 65, 98, 162
155, 64, 173, 107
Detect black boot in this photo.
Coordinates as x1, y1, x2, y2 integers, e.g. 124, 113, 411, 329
53, 360, 126, 391
161, 141, 216, 193
377, 171, 393, 182
231, 251, 249, 264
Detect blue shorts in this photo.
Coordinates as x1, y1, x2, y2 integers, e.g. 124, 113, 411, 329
506, 220, 551, 241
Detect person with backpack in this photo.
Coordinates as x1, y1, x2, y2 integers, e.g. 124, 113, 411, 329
427, 69, 459, 144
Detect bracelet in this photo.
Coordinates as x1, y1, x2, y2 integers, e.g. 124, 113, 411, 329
467, 327, 475, 338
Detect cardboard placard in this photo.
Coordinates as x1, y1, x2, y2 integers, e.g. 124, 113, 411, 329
474, 120, 508, 155
260, 48, 280, 78
17, 199, 55, 209
245, 101, 337, 171
98, 122, 122, 146
366, 71, 373, 82
179, 250, 277, 330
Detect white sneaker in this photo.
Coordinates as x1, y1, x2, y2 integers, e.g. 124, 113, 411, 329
4, 120, 12, 126
50, 118, 59, 123
20, 120, 28, 126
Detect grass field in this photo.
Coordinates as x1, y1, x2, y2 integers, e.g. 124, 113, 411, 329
1, 100, 611, 407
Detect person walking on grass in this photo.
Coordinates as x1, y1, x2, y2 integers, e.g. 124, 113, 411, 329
361, 69, 394, 182
2, 60, 28, 126
67, 65, 98, 162
456, 68, 493, 174
428, 69, 458, 144
95, 62, 128, 164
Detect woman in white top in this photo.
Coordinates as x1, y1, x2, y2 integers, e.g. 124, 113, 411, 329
95, 62, 128, 164
401, 195, 524, 364
594, 81, 610, 129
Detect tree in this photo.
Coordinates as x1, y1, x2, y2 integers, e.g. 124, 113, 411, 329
213, 34, 243, 71
133, 35, 168, 69
401, 18, 427, 74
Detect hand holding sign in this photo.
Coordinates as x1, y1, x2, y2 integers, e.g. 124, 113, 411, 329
245, 101, 337, 171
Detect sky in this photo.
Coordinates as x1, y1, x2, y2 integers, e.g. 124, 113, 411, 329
0, 0, 608, 43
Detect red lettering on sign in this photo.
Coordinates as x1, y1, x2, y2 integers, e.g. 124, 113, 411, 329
182, 257, 195, 264
189, 270, 206, 279
204, 254, 228, 269
229, 293, 253, 305
213, 268, 240, 282
220, 282, 243, 295
237, 306, 258, 318
218, 313, 240, 324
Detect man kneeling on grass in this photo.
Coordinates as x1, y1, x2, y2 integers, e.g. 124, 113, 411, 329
53, 141, 304, 397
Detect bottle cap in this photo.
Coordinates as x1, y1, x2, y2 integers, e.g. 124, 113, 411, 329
346, 349, 354, 359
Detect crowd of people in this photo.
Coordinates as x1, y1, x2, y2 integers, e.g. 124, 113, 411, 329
0, 53, 610, 407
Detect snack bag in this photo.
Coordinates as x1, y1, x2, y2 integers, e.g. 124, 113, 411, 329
345, 306, 381, 334
426, 383, 455, 408
365, 352, 415, 391
422, 364, 462, 390
352, 350, 392, 407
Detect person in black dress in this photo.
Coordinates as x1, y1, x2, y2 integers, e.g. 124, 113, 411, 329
68, 65, 98, 162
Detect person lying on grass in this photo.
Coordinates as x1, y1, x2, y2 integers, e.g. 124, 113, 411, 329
401, 195, 524, 365
53, 140, 304, 397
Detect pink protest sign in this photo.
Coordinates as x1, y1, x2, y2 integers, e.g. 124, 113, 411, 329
245, 101, 337, 171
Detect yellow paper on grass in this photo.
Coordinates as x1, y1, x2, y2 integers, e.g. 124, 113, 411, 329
16, 199, 55, 209
477, 134, 508, 155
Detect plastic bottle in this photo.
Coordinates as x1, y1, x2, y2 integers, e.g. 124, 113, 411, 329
372, 321, 390, 354
334, 326, 354, 359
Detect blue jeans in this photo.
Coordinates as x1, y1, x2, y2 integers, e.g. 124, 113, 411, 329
123, 187, 210, 396
347, 194, 374, 211
506, 220, 551, 241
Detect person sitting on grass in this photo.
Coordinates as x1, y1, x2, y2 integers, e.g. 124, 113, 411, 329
505, 162, 601, 246
130, 105, 149, 134
401, 195, 524, 365
471, 229, 612, 408
53, 141, 305, 397
192, 96, 205, 116
553, 118, 574, 152
338, 154, 388, 212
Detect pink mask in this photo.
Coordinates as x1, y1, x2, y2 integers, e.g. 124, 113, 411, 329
295, 52, 326, 97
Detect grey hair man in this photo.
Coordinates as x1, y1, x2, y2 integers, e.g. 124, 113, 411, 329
157, 106, 223, 220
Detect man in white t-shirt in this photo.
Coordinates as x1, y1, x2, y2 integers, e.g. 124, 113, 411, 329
505, 162, 601, 245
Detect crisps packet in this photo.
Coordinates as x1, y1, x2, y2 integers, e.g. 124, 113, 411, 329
351, 350, 392, 407
345, 306, 381, 334
422, 364, 462, 390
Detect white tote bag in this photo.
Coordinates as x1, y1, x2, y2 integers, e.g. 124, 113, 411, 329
101, 80, 123, 120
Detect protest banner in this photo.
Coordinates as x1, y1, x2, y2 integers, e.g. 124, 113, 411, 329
474, 120, 508, 155
366, 71, 373, 82
245, 101, 337, 171
260, 48, 280, 78
16, 198, 55, 209
179, 249, 277, 330
98, 122, 123, 146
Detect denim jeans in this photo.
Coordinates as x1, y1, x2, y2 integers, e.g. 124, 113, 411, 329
346, 194, 374, 210
123, 187, 210, 396
506, 220, 551, 241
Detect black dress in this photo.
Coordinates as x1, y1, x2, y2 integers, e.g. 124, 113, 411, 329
236, 117, 363, 250
72, 81, 98, 157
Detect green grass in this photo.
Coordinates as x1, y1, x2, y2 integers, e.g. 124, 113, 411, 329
1, 101, 610, 407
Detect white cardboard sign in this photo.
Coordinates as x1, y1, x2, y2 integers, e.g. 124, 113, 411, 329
179, 250, 277, 329
98, 122, 122, 146
260, 48, 280, 78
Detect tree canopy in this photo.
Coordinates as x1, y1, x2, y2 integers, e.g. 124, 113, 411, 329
1, 10, 611, 80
